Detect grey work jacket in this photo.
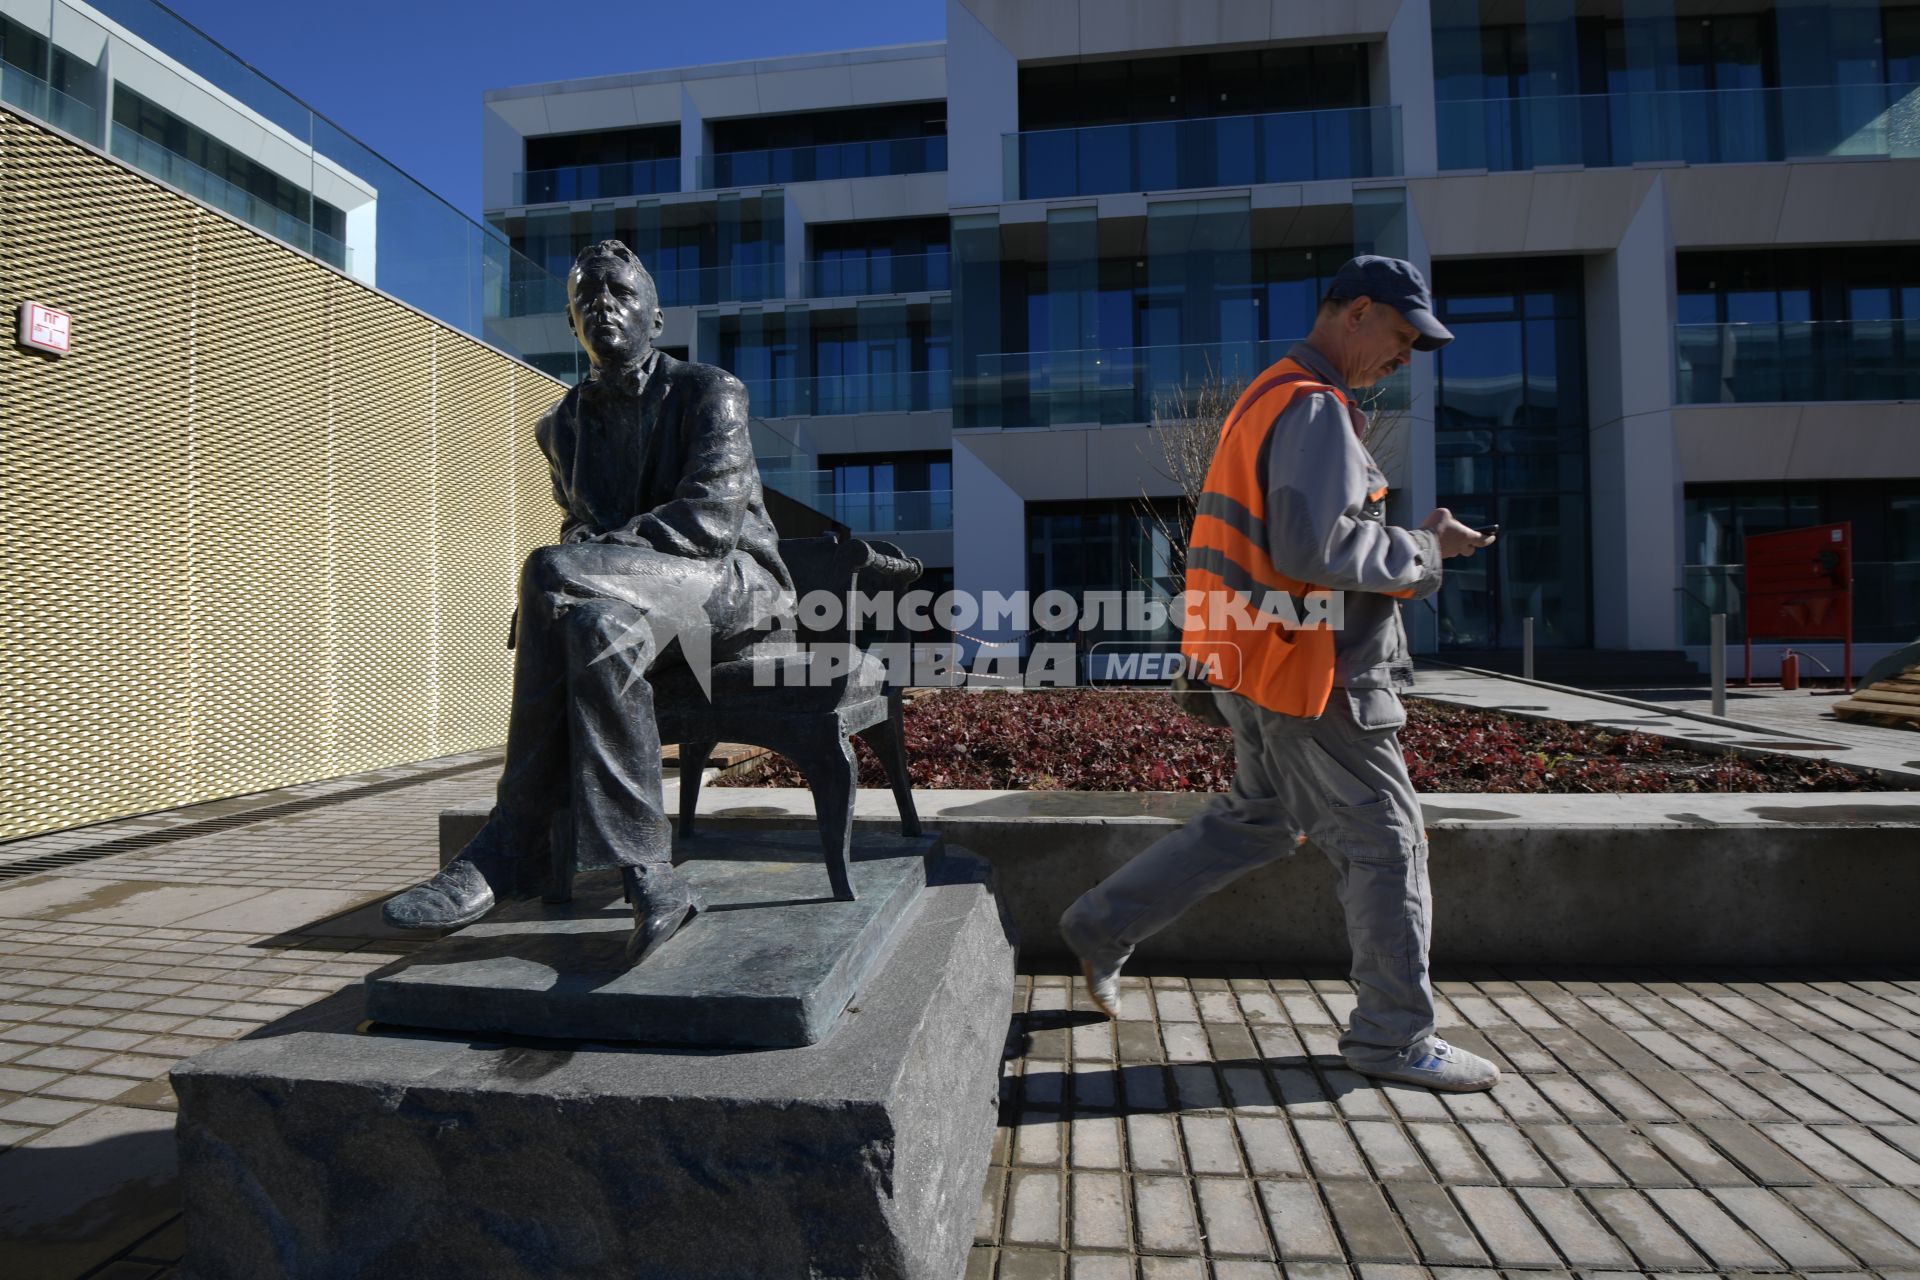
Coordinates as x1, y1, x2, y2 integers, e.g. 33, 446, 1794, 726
1259, 343, 1442, 693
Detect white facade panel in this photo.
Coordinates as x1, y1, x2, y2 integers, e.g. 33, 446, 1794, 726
1681, 404, 1920, 491
847, 57, 950, 106
542, 86, 644, 133
752, 67, 858, 116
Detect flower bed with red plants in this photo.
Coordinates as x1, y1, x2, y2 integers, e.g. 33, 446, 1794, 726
713, 688, 1893, 794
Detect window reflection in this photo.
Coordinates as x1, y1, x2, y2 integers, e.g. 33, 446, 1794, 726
1675, 248, 1920, 402
1433, 8, 1920, 171
1682, 482, 1920, 643
1433, 258, 1590, 649
1027, 500, 1184, 648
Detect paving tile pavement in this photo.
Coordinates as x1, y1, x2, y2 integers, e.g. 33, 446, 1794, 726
2, 754, 1919, 1279
0, 753, 502, 1280
978, 966, 1920, 1279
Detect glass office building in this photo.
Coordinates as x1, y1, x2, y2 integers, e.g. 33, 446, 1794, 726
483, 0, 1920, 676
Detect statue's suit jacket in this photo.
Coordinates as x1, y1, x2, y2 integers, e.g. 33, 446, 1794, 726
534, 350, 794, 604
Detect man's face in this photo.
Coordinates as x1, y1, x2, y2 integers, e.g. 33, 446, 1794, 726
568, 259, 662, 370
1343, 297, 1421, 388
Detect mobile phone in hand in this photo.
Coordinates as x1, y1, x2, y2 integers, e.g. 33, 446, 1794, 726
1480, 523, 1500, 537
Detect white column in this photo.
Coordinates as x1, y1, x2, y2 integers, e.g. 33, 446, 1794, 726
951, 437, 1026, 662
1401, 202, 1442, 654
1585, 174, 1682, 651
945, 0, 1018, 208
480, 102, 521, 213
679, 86, 705, 195
1381, 0, 1438, 177
783, 196, 807, 302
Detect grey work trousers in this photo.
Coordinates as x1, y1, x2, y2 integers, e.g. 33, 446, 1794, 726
1061, 687, 1435, 1070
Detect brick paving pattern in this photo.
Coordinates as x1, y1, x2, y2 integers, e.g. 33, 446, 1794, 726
0, 754, 502, 1280
0, 757, 1915, 1278
978, 968, 1920, 1278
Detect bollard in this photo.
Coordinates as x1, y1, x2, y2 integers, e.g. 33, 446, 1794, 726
1711, 613, 1727, 718
1523, 616, 1534, 682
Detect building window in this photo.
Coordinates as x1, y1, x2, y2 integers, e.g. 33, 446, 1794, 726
1433, 5, 1918, 170
108, 84, 348, 269
705, 102, 946, 187
823, 454, 952, 534
1011, 47, 1388, 197
1018, 46, 1369, 132
983, 237, 1351, 429
1682, 481, 1920, 645
1677, 248, 1920, 403
1433, 258, 1590, 651
519, 125, 680, 203
506, 193, 785, 314
807, 218, 951, 297
1026, 500, 1183, 651
704, 303, 951, 418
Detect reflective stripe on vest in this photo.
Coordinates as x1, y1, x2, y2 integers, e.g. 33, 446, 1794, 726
1180, 357, 1346, 718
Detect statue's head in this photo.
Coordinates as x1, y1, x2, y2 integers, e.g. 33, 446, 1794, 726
567, 240, 664, 375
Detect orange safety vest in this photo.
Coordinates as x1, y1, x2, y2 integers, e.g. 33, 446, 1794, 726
1179, 356, 1401, 718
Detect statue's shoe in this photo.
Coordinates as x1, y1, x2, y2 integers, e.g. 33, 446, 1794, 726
622, 864, 704, 965
383, 858, 498, 930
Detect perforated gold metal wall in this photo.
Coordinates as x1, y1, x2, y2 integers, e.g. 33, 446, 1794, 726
0, 108, 562, 840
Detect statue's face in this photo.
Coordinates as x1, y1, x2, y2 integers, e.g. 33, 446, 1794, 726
568, 258, 663, 371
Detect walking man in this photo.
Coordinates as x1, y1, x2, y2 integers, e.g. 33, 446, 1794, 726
1060, 256, 1502, 1091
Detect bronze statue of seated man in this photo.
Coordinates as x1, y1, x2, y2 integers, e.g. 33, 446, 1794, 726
383, 240, 794, 962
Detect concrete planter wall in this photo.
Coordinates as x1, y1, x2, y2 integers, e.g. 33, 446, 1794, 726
444, 791, 1920, 966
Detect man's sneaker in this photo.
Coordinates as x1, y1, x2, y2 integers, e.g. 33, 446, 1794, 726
1058, 908, 1121, 1018
1354, 1038, 1500, 1093
1078, 959, 1121, 1019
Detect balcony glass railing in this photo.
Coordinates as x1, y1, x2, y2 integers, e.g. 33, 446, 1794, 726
513, 158, 680, 205
1682, 561, 1920, 645
1439, 82, 1920, 172
773, 471, 950, 531
804, 250, 950, 298
656, 260, 784, 307
1003, 105, 1403, 199
1, 60, 100, 143
1676, 320, 1920, 403
740, 369, 951, 418
973, 340, 1412, 428
2, 0, 569, 361
505, 258, 785, 317
828, 488, 953, 534
747, 418, 825, 512
112, 125, 350, 270
700, 135, 947, 189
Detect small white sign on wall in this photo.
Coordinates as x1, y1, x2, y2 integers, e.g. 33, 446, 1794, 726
18, 302, 72, 355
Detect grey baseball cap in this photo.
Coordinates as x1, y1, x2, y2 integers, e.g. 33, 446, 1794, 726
1326, 255, 1454, 351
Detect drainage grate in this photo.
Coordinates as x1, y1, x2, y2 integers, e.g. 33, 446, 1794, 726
0, 757, 500, 883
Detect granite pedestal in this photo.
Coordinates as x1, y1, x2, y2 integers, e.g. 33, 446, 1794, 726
366, 830, 942, 1047
172, 843, 1015, 1280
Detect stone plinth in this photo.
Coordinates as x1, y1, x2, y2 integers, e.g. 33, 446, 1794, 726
366, 830, 940, 1047
172, 849, 1015, 1280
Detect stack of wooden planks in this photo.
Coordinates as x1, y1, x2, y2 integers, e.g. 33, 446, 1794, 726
1834, 663, 1920, 729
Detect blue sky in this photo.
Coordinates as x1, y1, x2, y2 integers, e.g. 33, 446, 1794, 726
160, 0, 946, 225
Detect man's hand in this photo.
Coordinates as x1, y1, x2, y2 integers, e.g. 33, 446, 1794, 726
1420, 507, 1497, 558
